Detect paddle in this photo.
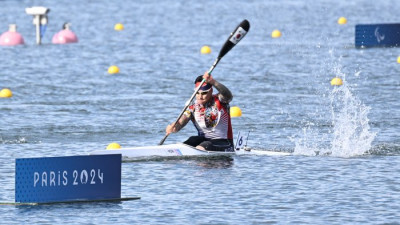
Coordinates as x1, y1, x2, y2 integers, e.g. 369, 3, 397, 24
159, 19, 250, 145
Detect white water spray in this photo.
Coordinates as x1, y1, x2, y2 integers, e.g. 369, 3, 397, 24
327, 84, 376, 157
293, 76, 376, 157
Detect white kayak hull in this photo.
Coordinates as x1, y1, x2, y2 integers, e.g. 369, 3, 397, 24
90, 143, 235, 161
90, 143, 291, 161
237, 148, 291, 156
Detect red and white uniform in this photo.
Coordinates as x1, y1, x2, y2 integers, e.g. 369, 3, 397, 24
185, 95, 233, 140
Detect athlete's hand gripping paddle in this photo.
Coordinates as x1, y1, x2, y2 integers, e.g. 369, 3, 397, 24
159, 19, 250, 145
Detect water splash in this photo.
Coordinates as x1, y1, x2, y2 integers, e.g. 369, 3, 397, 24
327, 84, 376, 157
293, 78, 376, 157
291, 123, 331, 156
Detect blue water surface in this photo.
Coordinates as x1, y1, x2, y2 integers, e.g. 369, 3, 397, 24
1, 0, 400, 224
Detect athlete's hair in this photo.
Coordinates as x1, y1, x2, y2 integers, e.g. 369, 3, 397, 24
194, 75, 203, 84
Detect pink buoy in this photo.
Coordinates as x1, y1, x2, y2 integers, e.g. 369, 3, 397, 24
52, 23, 78, 44
0, 24, 24, 46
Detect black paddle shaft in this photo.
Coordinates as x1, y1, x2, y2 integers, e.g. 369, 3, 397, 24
159, 19, 250, 145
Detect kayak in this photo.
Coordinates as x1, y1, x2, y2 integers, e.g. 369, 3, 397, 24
89, 143, 291, 161
89, 143, 235, 161
90, 131, 291, 161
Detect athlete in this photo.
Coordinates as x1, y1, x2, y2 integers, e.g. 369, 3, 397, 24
165, 72, 234, 152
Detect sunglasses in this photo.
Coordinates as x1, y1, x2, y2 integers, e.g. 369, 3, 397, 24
196, 91, 209, 96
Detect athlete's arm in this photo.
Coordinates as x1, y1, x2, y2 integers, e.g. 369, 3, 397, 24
166, 114, 190, 134
202, 71, 233, 104
213, 80, 233, 104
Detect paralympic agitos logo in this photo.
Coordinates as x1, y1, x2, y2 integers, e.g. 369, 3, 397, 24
374, 27, 385, 43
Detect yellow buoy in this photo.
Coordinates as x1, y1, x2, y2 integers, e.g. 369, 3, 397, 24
338, 17, 347, 25
330, 77, 343, 86
106, 142, 121, 150
230, 106, 242, 117
201, 46, 211, 54
0, 88, 12, 98
108, 65, 119, 74
271, 29, 281, 38
114, 23, 124, 31
397, 56, 400, 63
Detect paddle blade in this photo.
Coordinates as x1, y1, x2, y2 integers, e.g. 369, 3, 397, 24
218, 19, 250, 59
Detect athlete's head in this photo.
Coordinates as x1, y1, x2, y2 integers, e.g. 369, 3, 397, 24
194, 75, 213, 105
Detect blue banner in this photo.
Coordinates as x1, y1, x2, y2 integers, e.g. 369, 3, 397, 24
15, 154, 121, 203
355, 23, 400, 48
